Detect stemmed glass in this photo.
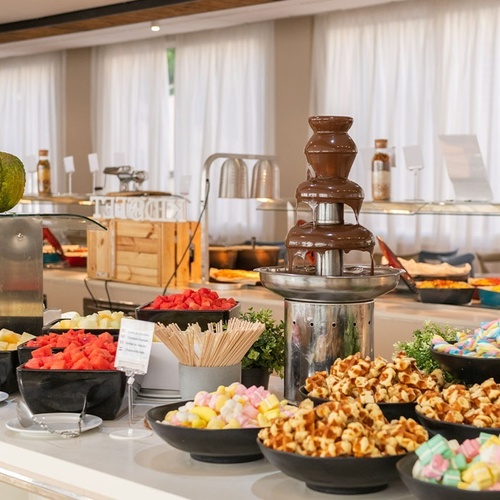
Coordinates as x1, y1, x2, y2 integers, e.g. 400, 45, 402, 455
109, 370, 152, 440
403, 145, 424, 201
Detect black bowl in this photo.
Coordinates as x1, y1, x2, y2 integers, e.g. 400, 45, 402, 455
136, 302, 240, 331
418, 287, 474, 305
146, 402, 263, 463
17, 364, 127, 420
0, 350, 19, 393
430, 347, 500, 384
415, 410, 500, 441
257, 439, 403, 494
298, 385, 417, 421
397, 452, 500, 499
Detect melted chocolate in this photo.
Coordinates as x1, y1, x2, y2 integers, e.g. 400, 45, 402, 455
296, 177, 364, 222
286, 116, 375, 275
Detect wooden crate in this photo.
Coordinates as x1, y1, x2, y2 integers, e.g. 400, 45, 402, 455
87, 219, 202, 288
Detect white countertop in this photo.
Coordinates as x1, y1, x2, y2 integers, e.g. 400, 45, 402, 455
6, 270, 497, 498
0, 381, 417, 500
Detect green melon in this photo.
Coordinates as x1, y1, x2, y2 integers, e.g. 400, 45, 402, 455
0, 152, 26, 213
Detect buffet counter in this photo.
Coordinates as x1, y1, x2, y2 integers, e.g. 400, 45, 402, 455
43, 268, 500, 360
2, 270, 497, 498
0, 381, 417, 500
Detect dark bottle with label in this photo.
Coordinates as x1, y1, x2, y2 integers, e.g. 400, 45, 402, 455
371, 139, 391, 201
37, 149, 51, 196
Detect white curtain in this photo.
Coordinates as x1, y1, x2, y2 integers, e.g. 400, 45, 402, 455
174, 22, 275, 244
91, 38, 172, 193
0, 52, 64, 195
311, 0, 500, 256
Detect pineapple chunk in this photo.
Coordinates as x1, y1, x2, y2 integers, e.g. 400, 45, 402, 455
98, 318, 110, 329
0, 329, 21, 344
98, 310, 113, 319
0, 341, 9, 351
18, 332, 36, 344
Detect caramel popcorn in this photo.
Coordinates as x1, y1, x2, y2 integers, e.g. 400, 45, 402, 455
304, 352, 444, 404
258, 399, 428, 458
416, 378, 500, 428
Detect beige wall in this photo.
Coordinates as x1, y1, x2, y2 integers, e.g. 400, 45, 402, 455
65, 48, 93, 194
63, 16, 314, 202
274, 16, 313, 199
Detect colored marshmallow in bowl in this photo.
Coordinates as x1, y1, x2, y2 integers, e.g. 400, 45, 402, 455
413, 433, 500, 490
163, 383, 296, 429
432, 319, 500, 358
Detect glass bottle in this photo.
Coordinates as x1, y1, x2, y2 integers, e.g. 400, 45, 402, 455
37, 149, 51, 196
371, 139, 391, 201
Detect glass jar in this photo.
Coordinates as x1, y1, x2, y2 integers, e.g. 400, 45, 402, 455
37, 149, 51, 196
371, 139, 390, 201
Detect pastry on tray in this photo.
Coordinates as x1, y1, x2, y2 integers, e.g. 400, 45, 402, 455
209, 268, 260, 284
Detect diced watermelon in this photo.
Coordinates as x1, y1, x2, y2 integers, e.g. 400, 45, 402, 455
90, 355, 112, 370
98, 332, 114, 344
24, 358, 43, 369
48, 359, 67, 370
72, 357, 93, 370
32, 345, 53, 358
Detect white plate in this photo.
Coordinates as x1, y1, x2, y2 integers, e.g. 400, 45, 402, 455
5, 413, 102, 436
0, 392, 9, 402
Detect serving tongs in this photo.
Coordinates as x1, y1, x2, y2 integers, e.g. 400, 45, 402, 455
16, 398, 87, 438
376, 236, 418, 294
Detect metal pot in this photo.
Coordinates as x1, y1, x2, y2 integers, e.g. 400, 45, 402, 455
234, 245, 281, 270
209, 246, 239, 269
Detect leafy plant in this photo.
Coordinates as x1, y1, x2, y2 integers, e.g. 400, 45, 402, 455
239, 308, 285, 378
394, 321, 462, 382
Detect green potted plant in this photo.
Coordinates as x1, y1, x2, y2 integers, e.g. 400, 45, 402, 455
239, 307, 285, 389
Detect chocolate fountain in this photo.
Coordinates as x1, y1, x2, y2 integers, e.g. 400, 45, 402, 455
257, 116, 401, 401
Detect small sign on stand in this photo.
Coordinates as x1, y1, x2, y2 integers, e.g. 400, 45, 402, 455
24, 154, 38, 195
88, 153, 101, 194
110, 318, 155, 440
63, 156, 75, 195
403, 145, 424, 201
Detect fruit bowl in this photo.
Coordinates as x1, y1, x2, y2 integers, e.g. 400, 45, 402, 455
136, 302, 240, 331
146, 402, 263, 463
17, 364, 128, 420
257, 439, 404, 494
430, 347, 500, 384
415, 410, 500, 441
17, 330, 121, 365
0, 350, 19, 393
298, 385, 418, 421
397, 452, 500, 499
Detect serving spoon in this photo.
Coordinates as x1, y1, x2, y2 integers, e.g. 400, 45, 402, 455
16, 399, 83, 438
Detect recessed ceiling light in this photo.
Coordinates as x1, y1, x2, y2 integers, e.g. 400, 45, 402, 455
150, 22, 160, 32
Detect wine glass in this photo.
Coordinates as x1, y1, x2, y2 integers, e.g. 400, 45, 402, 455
403, 145, 424, 201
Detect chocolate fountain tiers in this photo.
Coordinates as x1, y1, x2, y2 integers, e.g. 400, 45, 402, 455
257, 116, 401, 401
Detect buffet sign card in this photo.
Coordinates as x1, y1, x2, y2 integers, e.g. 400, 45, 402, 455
115, 318, 155, 374
439, 134, 493, 202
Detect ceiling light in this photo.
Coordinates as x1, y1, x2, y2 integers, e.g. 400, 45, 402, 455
150, 22, 160, 32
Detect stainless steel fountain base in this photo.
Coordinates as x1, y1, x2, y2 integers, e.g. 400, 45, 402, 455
256, 265, 402, 401
284, 299, 374, 401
